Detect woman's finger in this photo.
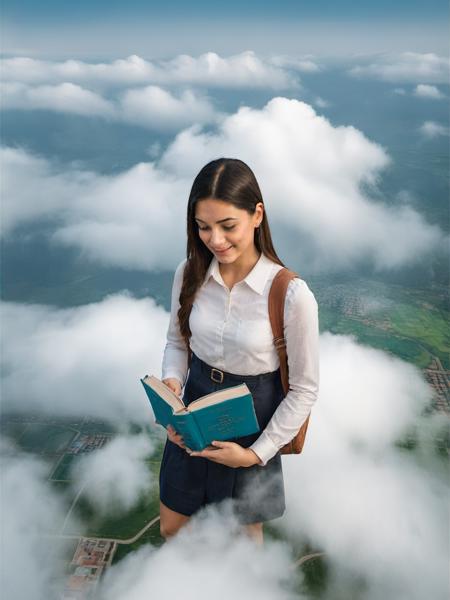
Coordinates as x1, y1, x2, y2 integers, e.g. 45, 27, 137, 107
166, 425, 186, 449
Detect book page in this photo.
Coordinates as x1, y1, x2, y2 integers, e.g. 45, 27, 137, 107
189, 383, 250, 411
143, 375, 185, 411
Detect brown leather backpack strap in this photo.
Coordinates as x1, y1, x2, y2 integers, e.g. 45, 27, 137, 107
268, 267, 311, 455
268, 268, 299, 396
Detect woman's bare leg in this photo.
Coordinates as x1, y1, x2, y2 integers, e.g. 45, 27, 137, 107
242, 522, 264, 545
160, 502, 264, 544
159, 501, 191, 539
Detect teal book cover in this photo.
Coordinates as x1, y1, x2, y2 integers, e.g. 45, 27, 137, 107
140, 375, 260, 451
189, 393, 260, 447
170, 412, 205, 452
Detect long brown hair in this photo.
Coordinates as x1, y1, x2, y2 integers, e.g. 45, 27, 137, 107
178, 157, 285, 351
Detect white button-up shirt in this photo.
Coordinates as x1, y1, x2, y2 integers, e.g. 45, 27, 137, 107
161, 252, 320, 466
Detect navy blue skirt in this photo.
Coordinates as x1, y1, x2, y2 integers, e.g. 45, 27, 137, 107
159, 351, 286, 525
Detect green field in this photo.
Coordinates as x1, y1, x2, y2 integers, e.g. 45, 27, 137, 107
14, 423, 77, 454
64, 457, 162, 538
316, 278, 449, 369
389, 302, 449, 366
51, 453, 82, 481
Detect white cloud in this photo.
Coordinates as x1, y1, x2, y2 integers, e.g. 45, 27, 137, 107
163, 51, 299, 89
0, 55, 151, 86
419, 120, 450, 138
276, 331, 449, 600
313, 332, 433, 447
1, 81, 222, 131
269, 53, 321, 73
0, 50, 301, 127
0, 146, 96, 235
1, 146, 188, 269
96, 504, 299, 600
0, 294, 170, 424
119, 85, 222, 131
0, 51, 299, 90
348, 51, 450, 83
314, 96, 330, 108
1, 81, 115, 116
2, 97, 446, 273
0, 438, 80, 600
69, 434, 156, 516
158, 97, 444, 271
413, 84, 445, 99
146, 141, 163, 158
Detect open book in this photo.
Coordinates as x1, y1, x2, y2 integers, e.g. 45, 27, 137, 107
140, 375, 260, 451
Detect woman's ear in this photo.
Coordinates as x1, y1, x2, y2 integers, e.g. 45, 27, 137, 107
255, 202, 264, 225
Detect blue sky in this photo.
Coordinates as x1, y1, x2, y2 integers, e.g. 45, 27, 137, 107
2, 0, 448, 59
2, 0, 448, 21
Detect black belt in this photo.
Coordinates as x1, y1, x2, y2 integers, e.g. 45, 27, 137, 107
191, 351, 280, 385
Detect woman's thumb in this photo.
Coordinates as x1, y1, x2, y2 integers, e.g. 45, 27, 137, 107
211, 440, 226, 447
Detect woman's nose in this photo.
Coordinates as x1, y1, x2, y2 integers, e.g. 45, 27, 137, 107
210, 229, 226, 244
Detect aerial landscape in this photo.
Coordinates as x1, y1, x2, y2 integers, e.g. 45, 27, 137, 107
1, 1, 449, 599
2, 273, 448, 598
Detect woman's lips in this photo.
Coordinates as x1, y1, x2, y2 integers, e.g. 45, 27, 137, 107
214, 246, 233, 254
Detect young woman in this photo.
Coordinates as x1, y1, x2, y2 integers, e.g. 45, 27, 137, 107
159, 158, 319, 544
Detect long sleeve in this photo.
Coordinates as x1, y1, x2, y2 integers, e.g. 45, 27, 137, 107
249, 278, 320, 466
160, 258, 189, 387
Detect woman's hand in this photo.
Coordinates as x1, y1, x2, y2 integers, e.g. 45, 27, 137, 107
162, 377, 182, 398
161, 378, 191, 452
166, 424, 193, 453
189, 440, 262, 468
161, 379, 193, 454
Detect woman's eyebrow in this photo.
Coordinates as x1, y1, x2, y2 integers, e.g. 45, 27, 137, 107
194, 217, 239, 224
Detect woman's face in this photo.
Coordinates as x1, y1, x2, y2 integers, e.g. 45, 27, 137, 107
194, 198, 263, 264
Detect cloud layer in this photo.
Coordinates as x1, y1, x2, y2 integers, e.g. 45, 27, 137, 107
1, 295, 448, 599
0, 294, 169, 424
419, 121, 450, 138
0, 51, 307, 130
96, 505, 298, 600
279, 331, 449, 600
2, 96, 445, 274
1, 81, 222, 130
348, 52, 450, 83
69, 434, 156, 516
413, 84, 445, 99
0, 51, 301, 90
0, 438, 80, 600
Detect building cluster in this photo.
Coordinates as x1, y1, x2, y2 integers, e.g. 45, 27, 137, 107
423, 356, 450, 415
67, 434, 110, 454
61, 538, 116, 599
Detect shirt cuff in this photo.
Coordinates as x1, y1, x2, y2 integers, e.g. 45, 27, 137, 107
249, 431, 280, 467
160, 369, 186, 387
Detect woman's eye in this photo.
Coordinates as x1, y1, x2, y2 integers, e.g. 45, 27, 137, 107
198, 225, 235, 231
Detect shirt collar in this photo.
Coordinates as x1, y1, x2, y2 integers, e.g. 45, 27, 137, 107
202, 252, 275, 295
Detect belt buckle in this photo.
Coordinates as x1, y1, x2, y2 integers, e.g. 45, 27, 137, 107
211, 368, 224, 383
